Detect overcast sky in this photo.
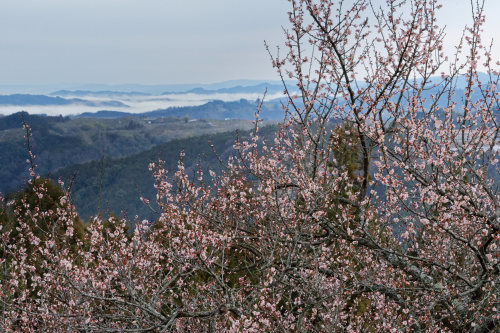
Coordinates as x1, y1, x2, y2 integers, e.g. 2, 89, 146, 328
0, 0, 498, 86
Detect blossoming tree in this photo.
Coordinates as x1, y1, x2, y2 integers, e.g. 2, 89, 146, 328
1, 0, 498, 331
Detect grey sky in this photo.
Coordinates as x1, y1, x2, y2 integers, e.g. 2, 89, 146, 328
0, 0, 498, 86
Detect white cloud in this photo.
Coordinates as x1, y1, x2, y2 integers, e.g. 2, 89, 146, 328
0, 92, 285, 117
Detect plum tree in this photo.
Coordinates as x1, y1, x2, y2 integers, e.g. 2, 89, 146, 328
1, 0, 498, 332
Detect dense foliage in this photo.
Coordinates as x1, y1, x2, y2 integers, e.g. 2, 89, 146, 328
52, 125, 278, 221
1, 0, 499, 331
0, 112, 254, 194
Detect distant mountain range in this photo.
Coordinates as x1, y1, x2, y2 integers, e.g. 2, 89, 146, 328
74, 99, 285, 120
161, 83, 286, 95
0, 74, 496, 120
0, 73, 494, 95
0, 80, 290, 95
61, 79, 287, 94
0, 94, 128, 107
50, 83, 287, 97
50, 90, 151, 97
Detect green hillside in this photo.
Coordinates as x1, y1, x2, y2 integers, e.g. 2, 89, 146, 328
0, 112, 255, 194
51, 125, 278, 221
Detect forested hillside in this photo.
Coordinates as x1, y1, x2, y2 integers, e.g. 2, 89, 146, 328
52, 125, 277, 221
0, 111, 255, 194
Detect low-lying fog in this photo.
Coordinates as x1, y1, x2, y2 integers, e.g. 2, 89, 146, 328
0, 92, 285, 117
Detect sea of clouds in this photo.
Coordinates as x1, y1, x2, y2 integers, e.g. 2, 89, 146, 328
0, 92, 285, 117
